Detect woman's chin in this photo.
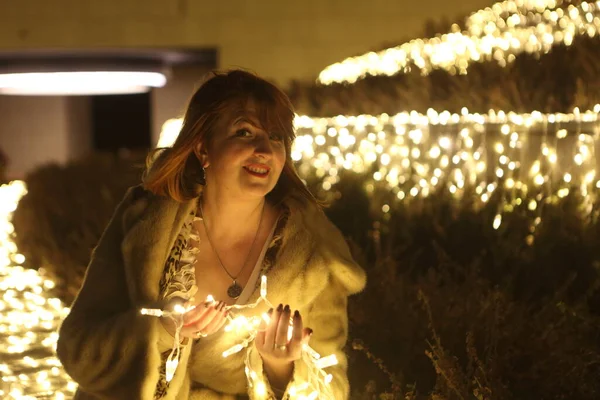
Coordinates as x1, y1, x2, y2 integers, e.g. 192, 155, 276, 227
240, 181, 276, 198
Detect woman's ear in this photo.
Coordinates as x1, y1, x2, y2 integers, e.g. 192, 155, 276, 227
197, 144, 210, 168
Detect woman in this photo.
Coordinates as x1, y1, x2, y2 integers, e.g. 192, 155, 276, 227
57, 70, 366, 399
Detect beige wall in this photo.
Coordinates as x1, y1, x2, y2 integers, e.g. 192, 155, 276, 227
0, 0, 493, 85
0, 95, 92, 179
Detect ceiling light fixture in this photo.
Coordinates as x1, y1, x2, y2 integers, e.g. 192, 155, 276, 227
0, 50, 204, 95
0, 70, 168, 95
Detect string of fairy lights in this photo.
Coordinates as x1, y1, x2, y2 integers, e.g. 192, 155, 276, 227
291, 106, 600, 237
318, 0, 600, 84
0, 181, 76, 400
160, 104, 600, 225
292, 106, 600, 197
141, 276, 339, 399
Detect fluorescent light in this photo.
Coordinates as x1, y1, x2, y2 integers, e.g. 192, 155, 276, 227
0, 71, 167, 95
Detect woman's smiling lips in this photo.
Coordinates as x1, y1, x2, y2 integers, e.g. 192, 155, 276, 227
243, 164, 270, 177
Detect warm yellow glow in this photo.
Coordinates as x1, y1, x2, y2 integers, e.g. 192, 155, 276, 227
0, 181, 75, 399
493, 214, 502, 230
317, 0, 599, 84
255, 381, 267, 397
160, 105, 600, 233
528, 199, 538, 211
157, 118, 184, 148
143, 274, 336, 398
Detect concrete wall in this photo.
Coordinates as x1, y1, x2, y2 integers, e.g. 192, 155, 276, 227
0, 95, 92, 179
0, 0, 494, 85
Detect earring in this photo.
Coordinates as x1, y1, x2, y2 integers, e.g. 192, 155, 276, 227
198, 166, 207, 186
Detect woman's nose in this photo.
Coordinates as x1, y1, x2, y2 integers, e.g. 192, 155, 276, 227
253, 135, 273, 157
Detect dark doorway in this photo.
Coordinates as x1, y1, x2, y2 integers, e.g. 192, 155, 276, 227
91, 92, 151, 151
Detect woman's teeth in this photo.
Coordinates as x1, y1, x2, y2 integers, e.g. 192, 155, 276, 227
246, 166, 268, 174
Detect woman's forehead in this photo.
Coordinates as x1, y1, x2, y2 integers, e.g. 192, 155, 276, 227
230, 109, 262, 128
226, 101, 274, 130
217, 97, 290, 135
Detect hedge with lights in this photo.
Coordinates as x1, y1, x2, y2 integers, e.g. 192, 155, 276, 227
289, 1, 600, 117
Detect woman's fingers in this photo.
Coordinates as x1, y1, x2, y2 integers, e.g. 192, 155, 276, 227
183, 300, 221, 327
302, 327, 313, 344
292, 311, 304, 342
255, 308, 272, 350
213, 312, 229, 332
201, 305, 228, 334
275, 305, 291, 347
182, 301, 210, 326
286, 310, 304, 355
180, 324, 203, 338
265, 303, 282, 347
178, 301, 229, 339
255, 306, 310, 364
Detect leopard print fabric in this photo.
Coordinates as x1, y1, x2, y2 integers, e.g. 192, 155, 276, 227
154, 205, 200, 398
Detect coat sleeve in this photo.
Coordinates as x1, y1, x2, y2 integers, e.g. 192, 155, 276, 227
294, 275, 354, 399
56, 186, 190, 399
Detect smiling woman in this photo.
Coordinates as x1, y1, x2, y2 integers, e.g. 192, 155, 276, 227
144, 70, 311, 207
56, 69, 366, 400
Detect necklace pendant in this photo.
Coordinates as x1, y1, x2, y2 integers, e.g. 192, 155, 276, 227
227, 281, 243, 299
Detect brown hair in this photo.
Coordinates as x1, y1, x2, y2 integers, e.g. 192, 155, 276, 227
143, 69, 318, 208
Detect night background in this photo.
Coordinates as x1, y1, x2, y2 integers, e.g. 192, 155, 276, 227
2, 0, 600, 399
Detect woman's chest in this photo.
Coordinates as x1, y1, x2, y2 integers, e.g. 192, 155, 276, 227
192, 237, 264, 306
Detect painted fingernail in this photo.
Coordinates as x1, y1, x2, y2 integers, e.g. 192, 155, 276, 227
277, 304, 283, 312
293, 310, 300, 319
307, 328, 313, 336
267, 308, 274, 315
283, 305, 291, 313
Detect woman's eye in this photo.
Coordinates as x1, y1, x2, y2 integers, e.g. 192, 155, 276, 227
236, 129, 252, 137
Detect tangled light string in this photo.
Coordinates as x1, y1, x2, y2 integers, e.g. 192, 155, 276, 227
318, 0, 600, 84
141, 276, 338, 399
0, 181, 76, 400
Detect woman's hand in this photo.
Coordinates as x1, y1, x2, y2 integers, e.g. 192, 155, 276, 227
255, 304, 312, 390
160, 300, 228, 340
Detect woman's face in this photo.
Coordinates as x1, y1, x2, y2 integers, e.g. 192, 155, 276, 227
202, 104, 287, 200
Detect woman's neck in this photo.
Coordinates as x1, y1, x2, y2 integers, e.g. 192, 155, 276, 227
199, 191, 266, 243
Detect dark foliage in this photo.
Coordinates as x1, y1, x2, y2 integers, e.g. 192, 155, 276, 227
11, 151, 146, 303
288, 20, 600, 117
12, 159, 600, 399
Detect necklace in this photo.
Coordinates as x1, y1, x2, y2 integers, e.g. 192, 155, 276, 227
199, 199, 265, 300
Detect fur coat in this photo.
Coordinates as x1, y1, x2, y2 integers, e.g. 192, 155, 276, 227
57, 184, 366, 399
